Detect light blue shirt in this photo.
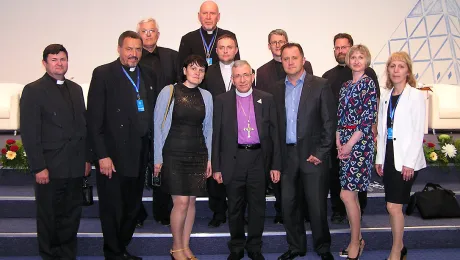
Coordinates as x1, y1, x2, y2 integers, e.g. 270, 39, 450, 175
285, 71, 306, 144
153, 84, 213, 164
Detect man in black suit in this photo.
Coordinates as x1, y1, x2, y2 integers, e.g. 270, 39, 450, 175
256, 29, 313, 92
212, 60, 281, 260
20, 44, 91, 260
87, 31, 158, 260
322, 33, 380, 224
178, 1, 240, 67
272, 43, 336, 260
136, 17, 176, 227
255, 29, 312, 225
201, 33, 240, 227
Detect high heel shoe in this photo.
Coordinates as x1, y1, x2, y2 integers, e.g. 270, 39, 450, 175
400, 247, 407, 260
346, 239, 364, 260
340, 238, 364, 258
185, 247, 198, 260
170, 248, 187, 260
385, 246, 407, 260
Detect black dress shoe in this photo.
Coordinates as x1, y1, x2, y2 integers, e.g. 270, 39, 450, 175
208, 217, 226, 227
331, 212, 346, 224
274, 215, 284, 224
248, 251, 265, 260
319, 252, 334, 260
277, 250, 306, 260
154, 217, 170, 226
227, 251, 244, 260
123, 251, 142, 260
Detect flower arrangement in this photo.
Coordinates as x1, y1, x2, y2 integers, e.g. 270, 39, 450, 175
423, 134, 460, 168
0, 139, 29, 171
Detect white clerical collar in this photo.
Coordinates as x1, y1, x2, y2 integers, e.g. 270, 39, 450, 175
56, 80, 64, 85
220, 61, 234, 69
129, 67, 136, 72
236, 87, 253, 97
338, 63, 346, 67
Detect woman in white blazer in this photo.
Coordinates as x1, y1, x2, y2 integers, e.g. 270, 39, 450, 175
375, 52, 426, 260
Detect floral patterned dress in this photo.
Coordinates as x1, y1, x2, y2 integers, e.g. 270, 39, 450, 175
337, 76, 377, 192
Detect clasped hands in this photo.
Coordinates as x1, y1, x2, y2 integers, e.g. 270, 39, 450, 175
336, 141, 352, 160
213, 170, 281, 184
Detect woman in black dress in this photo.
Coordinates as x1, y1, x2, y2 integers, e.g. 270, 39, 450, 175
153, 55, 213, 260
375, 52, 426, 260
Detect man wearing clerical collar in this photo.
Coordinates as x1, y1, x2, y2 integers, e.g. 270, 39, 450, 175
178, 1, 240, 69
212, 60, 281, 260
87, 31, 158, 260
20, 44, 91, 260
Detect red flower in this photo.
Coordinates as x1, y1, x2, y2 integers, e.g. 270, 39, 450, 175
423, 139, 426, 143
6, 139, 15, 145
9, 145, 19, 152
1, 148, 6, 155
427, 142, 435, 148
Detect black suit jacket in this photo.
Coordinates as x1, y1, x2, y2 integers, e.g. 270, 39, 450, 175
178, 27, 240, 67
20, 74, 87, 178
202, 63, 255, 97
271, 74, 336, 172
87, 59, 157, 177
140, 46, 179, 90
212, 89, 281, 184
255, 59, 313, 92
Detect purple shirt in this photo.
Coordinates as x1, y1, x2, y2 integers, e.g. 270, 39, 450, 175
236, 94, 260, 144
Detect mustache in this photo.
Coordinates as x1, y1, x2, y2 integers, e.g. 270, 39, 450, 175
128, 57, 139, 61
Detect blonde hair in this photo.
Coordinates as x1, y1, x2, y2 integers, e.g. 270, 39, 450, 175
385, 51, 417, 89
345, 44, 371, 68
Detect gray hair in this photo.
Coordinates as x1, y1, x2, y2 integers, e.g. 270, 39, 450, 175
268, 29, 288, 43
136, 18, 159, 33
233, 60, 252, 71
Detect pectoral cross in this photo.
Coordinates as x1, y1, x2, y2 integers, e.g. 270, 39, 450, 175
244, 122, 254, 138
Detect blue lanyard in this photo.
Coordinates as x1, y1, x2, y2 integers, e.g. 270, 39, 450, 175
122, 67, 140, 99
388, 89, 402, 124
199, 28, 218, 58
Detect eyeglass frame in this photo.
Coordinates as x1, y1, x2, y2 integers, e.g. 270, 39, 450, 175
333, 45, 351, 51
269, 40, 287, 46
232, 73, 254, 80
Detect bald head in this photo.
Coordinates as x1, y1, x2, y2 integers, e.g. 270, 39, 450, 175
198, 1, 220, 31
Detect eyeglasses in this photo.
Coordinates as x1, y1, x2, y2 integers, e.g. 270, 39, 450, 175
334, 46, 351, 51
140, 29, 157, 35
270, 40, 287, 46
232, 73, 253, 80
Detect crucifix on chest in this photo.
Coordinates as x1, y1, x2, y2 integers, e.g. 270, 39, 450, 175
244, 122, 254, 138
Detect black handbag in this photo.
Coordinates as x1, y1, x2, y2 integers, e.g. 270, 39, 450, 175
406, 183, 460, 219
82, 177, 94, 206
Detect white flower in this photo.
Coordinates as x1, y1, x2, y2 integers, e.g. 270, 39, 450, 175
441, 144, 457, 158
6, 151, 16, 160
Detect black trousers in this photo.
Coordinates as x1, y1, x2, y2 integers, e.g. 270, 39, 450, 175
207, 175, 227, 220
35, 177, 83, 260
329, 144, 367, 215
97, 139, 147, 258
269, 174, 309, 219
282, 146, 331, 254
136, 186, 172, 223
226, 149, 266, 253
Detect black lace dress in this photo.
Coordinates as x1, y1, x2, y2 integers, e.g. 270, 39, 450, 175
161, 83, 208, 196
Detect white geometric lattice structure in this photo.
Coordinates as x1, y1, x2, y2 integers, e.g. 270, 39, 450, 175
372, 0, 460, 85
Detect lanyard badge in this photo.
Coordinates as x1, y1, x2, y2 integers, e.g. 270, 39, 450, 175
199, 28, 218, 66
122, 67, 144, 112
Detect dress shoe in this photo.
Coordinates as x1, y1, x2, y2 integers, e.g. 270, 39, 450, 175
319, 252, 334, 260
273, 215, 283, 224
208, 217, 226, 227
277, 250, 306, 260
248, 251, 265, 260
155, 217, 171, 226
331, 212, 346, 224
123, 250, 142, 260
135, 220, 144, 228
227, 251, 244, 260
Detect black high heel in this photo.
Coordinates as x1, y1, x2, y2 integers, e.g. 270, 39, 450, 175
346, 239, 364, 260
341, 238, 364, 258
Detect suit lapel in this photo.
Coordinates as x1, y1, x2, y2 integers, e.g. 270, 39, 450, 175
252, 90, 263, 138
113, 61, 138, 117
297, 74, 312, 138
270, 60, 278, 84
215, 64, 227, 93
43, 75, 71, 116
229, 90, 238, 138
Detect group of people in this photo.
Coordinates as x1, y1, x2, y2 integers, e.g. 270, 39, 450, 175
19, 1, 427, 260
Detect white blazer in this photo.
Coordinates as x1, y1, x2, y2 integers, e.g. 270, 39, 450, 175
375, 85, 427, 171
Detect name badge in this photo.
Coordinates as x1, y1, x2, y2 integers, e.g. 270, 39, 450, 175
206, 58, 212, 66
387, 127, 393, 140
137, 100, 145, 112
